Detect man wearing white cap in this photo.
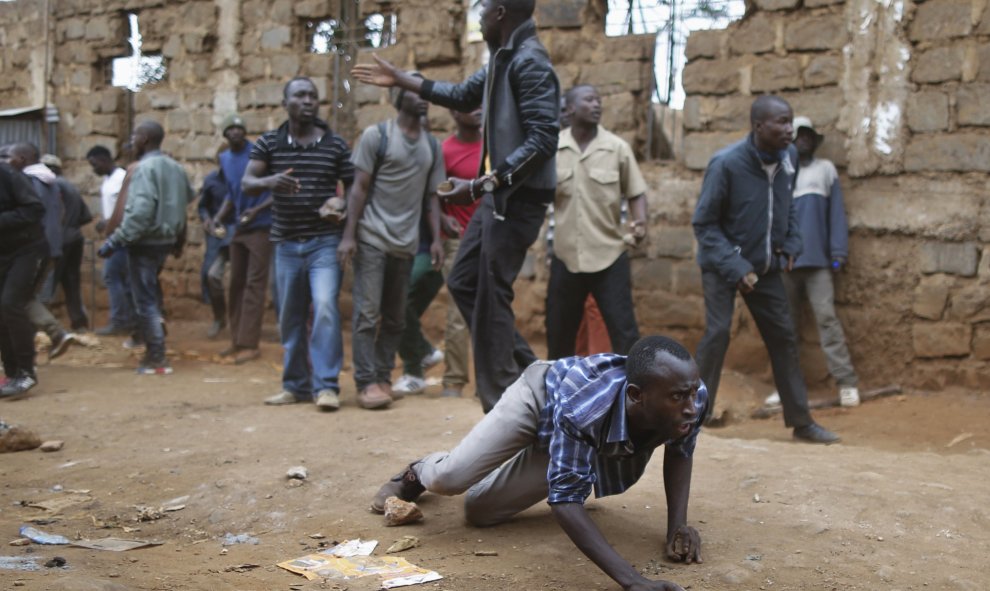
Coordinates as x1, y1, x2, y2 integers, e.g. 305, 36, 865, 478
771, 116, 860, 408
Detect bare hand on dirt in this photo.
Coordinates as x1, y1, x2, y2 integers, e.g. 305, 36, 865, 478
351, 54, 400, 87
737, 272, 758, 294
665, 525, 702, 564
438, 177, 474, 205
271, 168, 300, 193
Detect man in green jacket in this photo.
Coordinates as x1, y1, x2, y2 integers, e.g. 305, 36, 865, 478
98, 121, 191, 374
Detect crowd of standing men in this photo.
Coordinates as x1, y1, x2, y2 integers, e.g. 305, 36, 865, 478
0, 0, 863, 588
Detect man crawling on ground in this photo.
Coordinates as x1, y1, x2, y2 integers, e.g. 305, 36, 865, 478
371, 335, 707, 591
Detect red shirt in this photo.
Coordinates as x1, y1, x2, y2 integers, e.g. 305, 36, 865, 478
441, 135, 483, 237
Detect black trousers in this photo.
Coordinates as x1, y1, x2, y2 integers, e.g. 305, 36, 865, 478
447, 194, 547, 413
0, 239, 46, 378
695, 270, 813, 428
545, 252, 640, 359
48, 238, 89, 330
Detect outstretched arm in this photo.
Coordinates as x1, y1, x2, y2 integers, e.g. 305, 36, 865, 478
552, 503, 685, 591
662, 448, 702, 564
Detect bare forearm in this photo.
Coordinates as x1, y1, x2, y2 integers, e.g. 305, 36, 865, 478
342, 186, 370, 238
428, 195, 441, 243
241, 174, 271, 196
629, 193, 647, 225
551, 503, 644, 589
663, 450, 692, 537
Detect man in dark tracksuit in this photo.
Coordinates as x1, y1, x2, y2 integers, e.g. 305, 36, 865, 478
0, 163, 46, 397
692, 95, 839, 444
352, 0, 559, 412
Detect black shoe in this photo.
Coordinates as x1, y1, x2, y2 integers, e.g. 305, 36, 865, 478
48, 332, 79, 361
0, 373, 37, 399
371, 463, 425, 513
793, 423, 840, 445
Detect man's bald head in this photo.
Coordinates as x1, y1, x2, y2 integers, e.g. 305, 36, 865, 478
10, 143, 40, 163
132, 121, 165, 158
750, 95, 791, 127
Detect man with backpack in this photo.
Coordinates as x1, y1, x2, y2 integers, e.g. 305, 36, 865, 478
338, 83, 445, 410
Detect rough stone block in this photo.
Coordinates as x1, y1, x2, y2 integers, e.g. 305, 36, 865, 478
671, 261, 703, 296
956, 83, 990, 126
753, 0, 800, 10
600, 92, 638, 133
302, 54, 332, 77
91, 114, 119, 136
166, 110, 191, 133
803, 54, 841, 87
631, 258, 673, 292
414, 39, 461, 67
973, 324, 990, 360
260, 25, 291, 50
685, 29, 724, 60
249, 81, 286, 107
683, 132, 744, 170
535, 0, 585, 28
241, 56, 267, 81
912, 276, 951, 319
634, 291, 705, 329
728, 13, 776, 55
912, 322, 971, 358
84, 16, 112, 41
182, 31, 209, 54
976, 43, 990, 82
751, 57, 801, 92
293, 0, 330, 18
784, 15, 846, 51
681, 59, 740, 95
546, 30, 595, 65
912, 46, 963, 83
695, 95, 752, 132
948, 283, 990, 321
271, 54, 301, 77
62, 19, 85, 41
653, 227, 696, 259
847, 176, 984, 240
782, 87, 843, 127
602, 34, 655, 62
805, 0, 845, 6
580, 60, 649, 94
905, 91, 949, 132
908, 0, 972, 41
904, 133, 990, 173
683, 96, 703, 130
920, 242, 980, 276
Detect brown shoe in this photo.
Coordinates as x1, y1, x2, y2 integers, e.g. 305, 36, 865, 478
358, 383, 392, 410
381, 381, 403, 400
218, 345, 239, 357
234, 348, 261, 365
371, 463, 425, 513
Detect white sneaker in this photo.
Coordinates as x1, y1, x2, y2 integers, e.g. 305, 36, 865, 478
393, 374, 427, 396
839, 386, 861, 407
764, 391, 781, 407
315, 389, 340, 411
421, 348, 443, 370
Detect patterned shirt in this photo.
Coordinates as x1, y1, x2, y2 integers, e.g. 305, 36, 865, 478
537, 354, 708, 505
251, 119, 354, 241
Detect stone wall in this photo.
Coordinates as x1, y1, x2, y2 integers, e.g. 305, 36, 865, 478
0, 0, 654, 314
670, 0, 990, 390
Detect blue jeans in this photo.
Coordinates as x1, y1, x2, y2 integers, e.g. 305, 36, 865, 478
126, 245, 171, 362
275, 234, 343, 398
103, 247, 134, 330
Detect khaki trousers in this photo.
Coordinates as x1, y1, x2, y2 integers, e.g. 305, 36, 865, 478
414, 362, 552, 526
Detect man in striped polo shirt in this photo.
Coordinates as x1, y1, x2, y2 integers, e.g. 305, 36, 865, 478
243, 77, 355, 411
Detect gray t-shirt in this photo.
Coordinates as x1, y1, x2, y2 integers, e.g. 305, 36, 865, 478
352, 119, 446, 256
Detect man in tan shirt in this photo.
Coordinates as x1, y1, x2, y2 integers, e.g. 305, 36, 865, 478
547, 85, 648, 358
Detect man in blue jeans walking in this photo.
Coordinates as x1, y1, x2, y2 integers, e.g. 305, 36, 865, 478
243, 77, 355, 411
98, 121, 192, 374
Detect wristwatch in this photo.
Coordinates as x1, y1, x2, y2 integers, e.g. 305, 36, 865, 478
479, 175, 499, 194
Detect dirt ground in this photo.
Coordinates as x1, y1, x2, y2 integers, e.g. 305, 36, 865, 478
1, 317, 989, 591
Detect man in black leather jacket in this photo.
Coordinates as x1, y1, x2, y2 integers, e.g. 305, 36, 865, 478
352, 0, 560, 413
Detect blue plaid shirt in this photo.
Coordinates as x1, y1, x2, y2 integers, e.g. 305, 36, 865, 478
537, 354, 708, 505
